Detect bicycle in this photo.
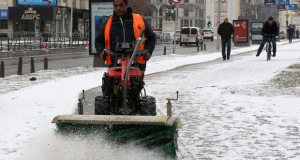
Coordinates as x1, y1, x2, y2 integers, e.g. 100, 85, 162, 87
265, 34, 274, 61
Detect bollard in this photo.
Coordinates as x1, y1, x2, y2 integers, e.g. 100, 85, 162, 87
17, 57, 23, 75
204, 43, 206, 50
8, 37, 10, 51
40, 37, 42, 49
0, 36, 2, 51
44, 57, 48, 70
0, 61, 4, 78
30, 57, 35, 73
78, 99, 83, 115
163, 46, 166, 55
18, 34, 21, 51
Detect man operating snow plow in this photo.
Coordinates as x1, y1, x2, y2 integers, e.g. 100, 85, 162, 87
52, 11, 182, 157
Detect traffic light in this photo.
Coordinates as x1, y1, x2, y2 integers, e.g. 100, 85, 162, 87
207, 21, 211, 28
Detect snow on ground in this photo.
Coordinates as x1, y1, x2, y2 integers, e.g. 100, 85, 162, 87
0, 39, 300, 160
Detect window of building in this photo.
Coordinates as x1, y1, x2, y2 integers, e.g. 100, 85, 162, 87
199, 9, 204, 17
146, 19, 152, 27
0, 20, 8, 29
159, 19, 163, 29
184, 9, 189, 17
144, 10, 153, 17
159, 8, 163, 16
190, 20, 193, 26
181, 19, 184, 28
184, 0, 189, 3
184, 19, 189, 27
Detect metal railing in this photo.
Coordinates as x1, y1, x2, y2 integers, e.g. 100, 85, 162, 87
0, 32, 89, 52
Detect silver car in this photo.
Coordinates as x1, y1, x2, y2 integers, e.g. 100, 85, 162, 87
202, 29, 214, 41
180, 27, 204, 46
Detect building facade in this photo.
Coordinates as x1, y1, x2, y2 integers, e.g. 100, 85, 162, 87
0, 0, 89, 38
144, 0, 206, 30
205, 0, 240, 33
278, 0, 300, 32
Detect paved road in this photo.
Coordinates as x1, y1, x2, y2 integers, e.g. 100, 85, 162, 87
0, 39, 222, 77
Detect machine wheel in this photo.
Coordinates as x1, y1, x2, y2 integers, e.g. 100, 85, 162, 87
139, 96, 156, 116
95, 96, 110, 115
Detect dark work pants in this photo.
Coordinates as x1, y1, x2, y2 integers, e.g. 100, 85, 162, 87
289, 34, 293, 43
257, 35, 276, 55
221, 38, 231, 58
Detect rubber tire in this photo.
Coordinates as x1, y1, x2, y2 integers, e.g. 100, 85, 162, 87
139, 96, 156, 116
95, 96, 110, 115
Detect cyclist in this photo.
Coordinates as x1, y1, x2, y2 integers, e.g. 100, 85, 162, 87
256, 16, 278, 57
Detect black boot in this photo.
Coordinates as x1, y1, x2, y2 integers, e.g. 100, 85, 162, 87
256, 52, 260, 57
227, 55, 230, 60
223, 57, 226, 61
272, 52, 276, 57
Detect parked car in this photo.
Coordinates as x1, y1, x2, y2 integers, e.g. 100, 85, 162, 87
280, 31, 285, 39
153, 31, 162, 43
202, 29, 214, 41
180, 27, 203, 46
173, 30, 181, 44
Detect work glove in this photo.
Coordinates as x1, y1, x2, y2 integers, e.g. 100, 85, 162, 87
100, 51, 106, 61
145, 53, 151, 61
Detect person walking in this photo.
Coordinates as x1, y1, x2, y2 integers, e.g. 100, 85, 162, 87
256, 16, 278, 57
287, 25, 295, 43
296, 29, 299, 39
217, 17, 234, 61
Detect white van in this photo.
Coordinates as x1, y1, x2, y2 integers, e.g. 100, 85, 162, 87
180, 27, 204, 46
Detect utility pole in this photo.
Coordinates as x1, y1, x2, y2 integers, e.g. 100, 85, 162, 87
173, 3, 178, 54
217, 0, 220, 50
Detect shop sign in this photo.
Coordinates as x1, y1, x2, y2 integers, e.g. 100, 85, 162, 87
278, 5, 286, 11
279, 0, 290, 5
9, 7, 54, 20
17, 0, 57, 6
21, 8, 40, 20
289, 4, 297, 10
0, 9, 8, 19
265, 0, 275, 5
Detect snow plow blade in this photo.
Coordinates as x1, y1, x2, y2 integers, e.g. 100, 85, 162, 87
52, 115, 182, 127
52, 115, 182, 159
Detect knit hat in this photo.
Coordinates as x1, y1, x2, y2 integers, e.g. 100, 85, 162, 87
268, 16, 273, 21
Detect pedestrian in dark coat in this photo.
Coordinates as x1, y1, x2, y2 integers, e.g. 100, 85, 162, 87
256, 16, 278, 57
218, 17, 234, 61
287, 26, 295, 43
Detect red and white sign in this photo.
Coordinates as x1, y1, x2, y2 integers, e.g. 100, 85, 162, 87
172, 0, 182, 3
233, 20, 249, 43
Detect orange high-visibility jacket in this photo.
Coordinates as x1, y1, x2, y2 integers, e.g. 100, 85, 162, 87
104, 14, 146, 65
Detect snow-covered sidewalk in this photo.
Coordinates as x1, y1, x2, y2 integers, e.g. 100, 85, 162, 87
0, 39, 300, 160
